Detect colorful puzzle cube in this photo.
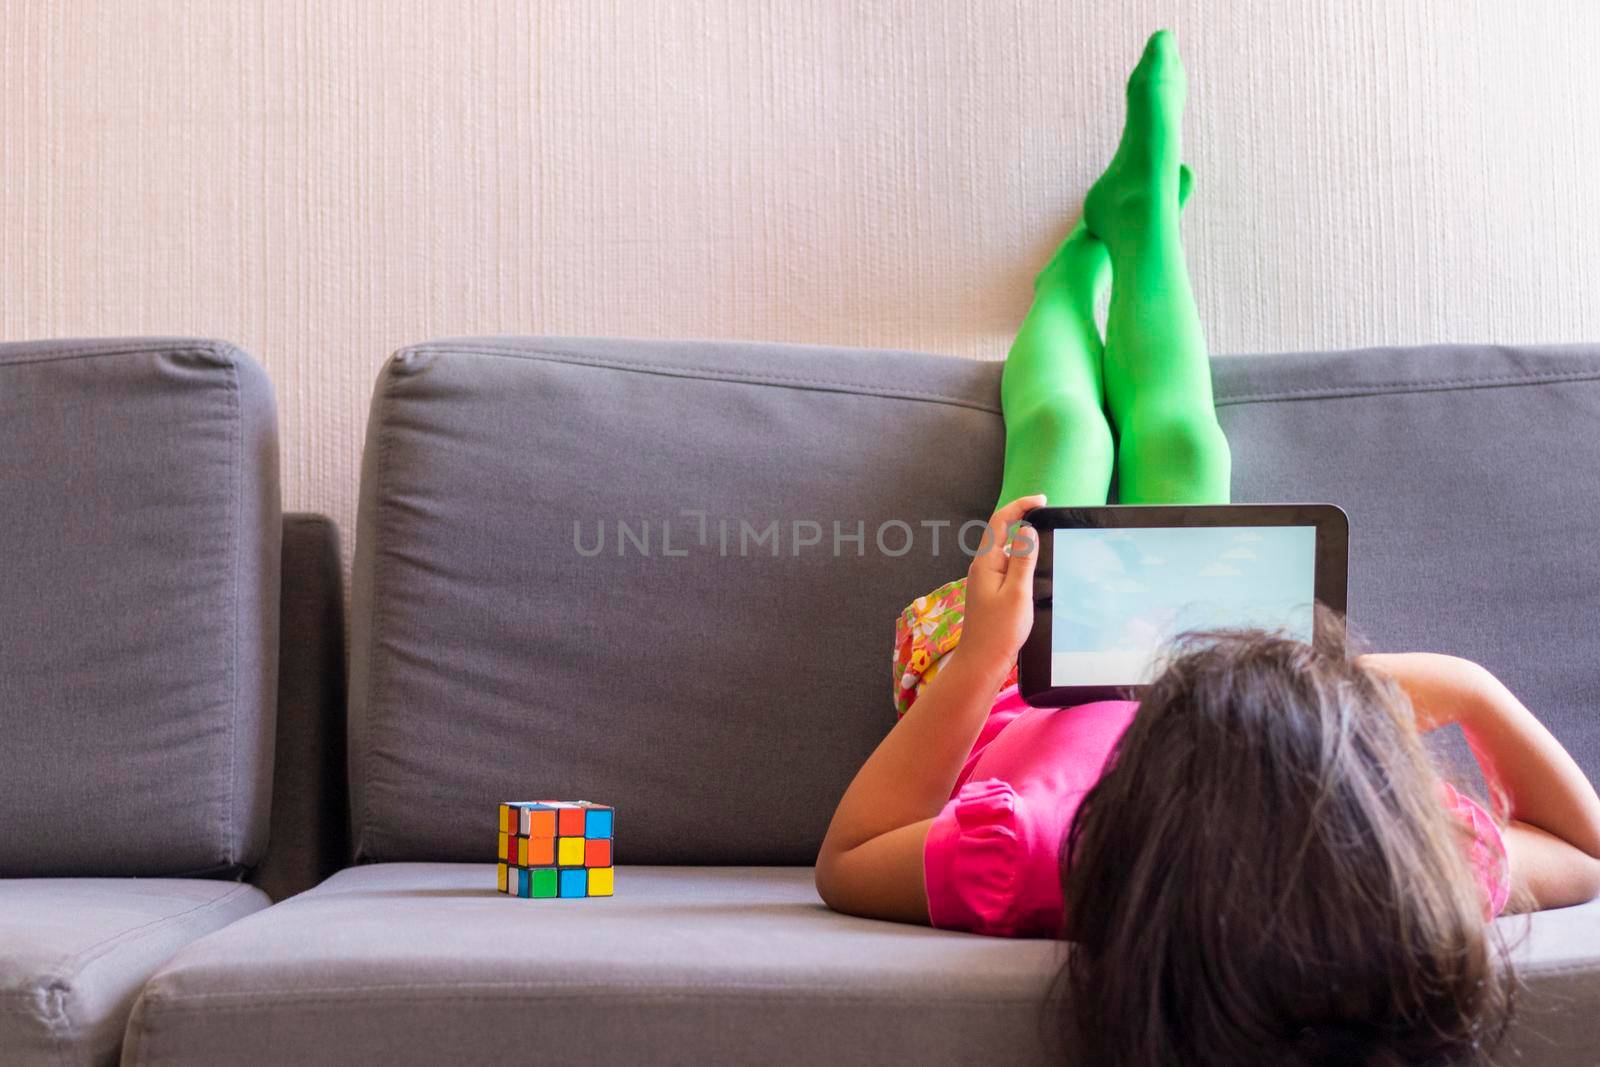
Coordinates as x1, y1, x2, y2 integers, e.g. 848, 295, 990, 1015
496, 800, 614, 899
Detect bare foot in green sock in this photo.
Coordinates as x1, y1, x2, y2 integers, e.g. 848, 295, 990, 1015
1036, 163, 1192, 300
1083, 29, 1187, 247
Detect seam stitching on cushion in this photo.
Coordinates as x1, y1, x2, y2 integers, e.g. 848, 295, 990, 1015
0, 341, 236, 370
408, 343, 1600, 411
41, 884, 258, 984
135, 983, 1050, 1008
1214, 368, 1600, 406
404, 345, 1004, 414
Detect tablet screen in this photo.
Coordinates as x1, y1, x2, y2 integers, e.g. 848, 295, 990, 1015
1050, 525, 1317, 687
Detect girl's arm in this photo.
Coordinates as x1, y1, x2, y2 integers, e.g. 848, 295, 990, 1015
815, 495, 1044, 923
1360, 652, 1600, 911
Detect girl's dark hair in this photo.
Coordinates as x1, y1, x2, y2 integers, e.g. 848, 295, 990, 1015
1054, 617, 1515, 1066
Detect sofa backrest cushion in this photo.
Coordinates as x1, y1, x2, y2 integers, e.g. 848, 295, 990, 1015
348, 337, 1600, 864
0, 338, 280, 877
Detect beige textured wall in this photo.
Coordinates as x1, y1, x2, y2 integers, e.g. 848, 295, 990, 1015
5, 1, 1600, 546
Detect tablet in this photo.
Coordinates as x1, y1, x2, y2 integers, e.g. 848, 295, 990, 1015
1016, 504, 1348, 707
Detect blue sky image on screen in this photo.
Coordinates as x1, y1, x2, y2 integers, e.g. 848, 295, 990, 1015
1051, 526, 1317, 686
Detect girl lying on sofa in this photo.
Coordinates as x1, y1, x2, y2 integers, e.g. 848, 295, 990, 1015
816, 29, 1600, 1066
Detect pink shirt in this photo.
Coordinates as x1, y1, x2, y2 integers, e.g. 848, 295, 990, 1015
923, 687, 1511, 938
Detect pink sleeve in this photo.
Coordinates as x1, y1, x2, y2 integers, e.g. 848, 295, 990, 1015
1440, 781, 1511, 919
923, 779, 1032, 936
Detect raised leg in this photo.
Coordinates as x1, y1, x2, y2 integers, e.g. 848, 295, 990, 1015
1084, 30, 1231, 505
996, 166, 1194, 511
994, 222, 1115, 510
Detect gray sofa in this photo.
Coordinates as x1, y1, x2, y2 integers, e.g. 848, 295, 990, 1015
3, 336, 1597, 1065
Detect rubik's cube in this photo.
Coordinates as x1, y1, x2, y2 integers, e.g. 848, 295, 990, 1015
496, 801, 614, 898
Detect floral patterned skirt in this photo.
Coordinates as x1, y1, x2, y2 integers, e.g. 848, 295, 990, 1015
893, 577, 1018, 717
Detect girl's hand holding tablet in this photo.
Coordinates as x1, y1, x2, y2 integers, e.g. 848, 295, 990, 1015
958, 494, 1045, 676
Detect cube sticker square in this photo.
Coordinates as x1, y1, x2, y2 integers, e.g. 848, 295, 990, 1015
528, 836, 555, 866
528, 809, 556, 838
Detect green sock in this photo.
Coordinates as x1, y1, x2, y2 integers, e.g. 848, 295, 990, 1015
994, 161, 1193, 510
1085, 28, 1231, 505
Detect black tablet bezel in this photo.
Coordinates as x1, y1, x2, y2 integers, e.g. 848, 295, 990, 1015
1016, 503, 1348, 707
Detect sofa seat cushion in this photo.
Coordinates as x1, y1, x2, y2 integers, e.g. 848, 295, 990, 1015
125, 864, 1600, 1066
0, 879, 269, 1066
127, 863, 1067, 1065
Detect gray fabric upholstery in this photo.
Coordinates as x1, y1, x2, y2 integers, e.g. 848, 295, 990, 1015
1498, 899, 1600, 1065
250, 515, 349, 902
125, 863, 1067, 1066
348, 339, 1008, 864
124, 864, 1600, 1066
0, 338, 282, 878
348, 338, 1600, 865
0, 878, 268, 1067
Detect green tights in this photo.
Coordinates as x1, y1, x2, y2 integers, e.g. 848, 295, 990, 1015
995, 30, 1231, 510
